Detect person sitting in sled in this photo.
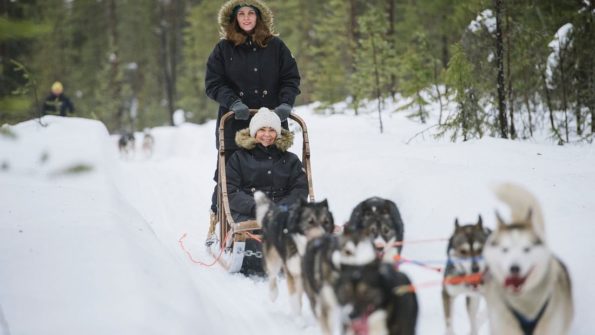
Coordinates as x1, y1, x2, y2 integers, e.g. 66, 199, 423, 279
225, 107, 308, 225
204, 0, 301, 240
41, 81, 75, 116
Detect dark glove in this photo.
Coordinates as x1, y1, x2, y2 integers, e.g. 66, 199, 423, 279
230, 100, 250, 120
274, 103, 292, 122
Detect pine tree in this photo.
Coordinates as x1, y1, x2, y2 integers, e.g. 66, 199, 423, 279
305, 0, 352, 110
442, 42, 484, 141
178, 0, 221, 124
0, 6, 50, 124
397, 31, 436, 124
351, 4, 395, 132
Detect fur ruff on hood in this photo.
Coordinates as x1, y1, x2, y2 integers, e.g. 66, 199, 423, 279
235, 128, 294, 152
218, 0, 275, 39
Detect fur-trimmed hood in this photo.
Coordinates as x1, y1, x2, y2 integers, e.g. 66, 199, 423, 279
235, 128, 294, 152
218, 0, 275, 39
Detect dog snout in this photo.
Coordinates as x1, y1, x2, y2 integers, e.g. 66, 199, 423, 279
471, 262, 480, 273
510, 264, 520, 275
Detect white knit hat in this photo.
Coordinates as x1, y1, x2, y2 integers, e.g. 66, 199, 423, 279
249, 107, 281, 137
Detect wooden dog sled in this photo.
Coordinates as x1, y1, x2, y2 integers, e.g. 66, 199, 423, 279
207, 109, 315, 274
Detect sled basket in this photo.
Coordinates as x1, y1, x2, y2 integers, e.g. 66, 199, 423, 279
208, 109, 315, 274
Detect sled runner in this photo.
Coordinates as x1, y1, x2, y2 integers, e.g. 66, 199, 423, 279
208, 110, 315, 275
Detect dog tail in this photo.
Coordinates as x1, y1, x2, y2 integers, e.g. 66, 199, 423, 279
254, 191, 271, 225
494, 183, 545, 240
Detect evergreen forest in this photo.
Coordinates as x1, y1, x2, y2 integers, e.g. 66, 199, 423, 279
1, 0, 593, 143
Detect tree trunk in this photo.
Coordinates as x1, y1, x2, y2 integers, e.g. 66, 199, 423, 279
494, 0, 508, 138
349, 0, 359, 115
158, 0, 180, 126
371, 32, 383, 134
107, 0, 122, 131
505, 3, 516, 139
386, 0, 396, 98
523, 92, 533, 138
540, 67, 563, 143
559, 49, 569, 142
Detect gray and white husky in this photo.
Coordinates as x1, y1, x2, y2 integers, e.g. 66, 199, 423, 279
345, 197, 405, 262
483, 183, 573, 335
254, 191, 335, 316
441, 216, 491, 335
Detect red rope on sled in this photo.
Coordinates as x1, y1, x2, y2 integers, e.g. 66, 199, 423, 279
244, 231, 262, 243
178, 232, 225, 267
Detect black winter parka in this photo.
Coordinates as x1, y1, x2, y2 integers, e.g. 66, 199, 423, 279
226, 128, 308, 222
205, 36, 300, 150
42, 93, 74, 116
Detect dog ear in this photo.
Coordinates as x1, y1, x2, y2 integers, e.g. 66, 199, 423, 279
477, 215, 483, 228
524, 208, 533, 224
495, 211, 507, 228
454, 218, 461, 229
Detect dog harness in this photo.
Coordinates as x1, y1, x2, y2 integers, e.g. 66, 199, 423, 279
507, 298, 549, 335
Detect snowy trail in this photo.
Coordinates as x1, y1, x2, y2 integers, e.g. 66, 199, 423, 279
1, 110, 593, 335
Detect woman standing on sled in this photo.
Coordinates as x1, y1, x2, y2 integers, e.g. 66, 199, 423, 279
204, 0, 301, 241
226, 108, 308, 222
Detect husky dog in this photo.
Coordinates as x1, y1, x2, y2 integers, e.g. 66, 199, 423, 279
254, 191, 334, 316
483, 183, 573, 335
441, 216, 491, 335
334, 233, 418, 335
118, 132, 135, 158
141, 128, 155, 158
302, 233, 341, 335
345, 197, 405, 261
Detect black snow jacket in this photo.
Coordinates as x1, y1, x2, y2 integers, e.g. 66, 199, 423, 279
42, 93, 74, 116
226, 128, 308, 222
205, 0, 300, 150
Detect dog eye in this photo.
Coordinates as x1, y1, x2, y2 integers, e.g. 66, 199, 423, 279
523, 246, 531, 253
501, 247, 509, 253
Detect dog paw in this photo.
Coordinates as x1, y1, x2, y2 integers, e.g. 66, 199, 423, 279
269, 283, 279, 302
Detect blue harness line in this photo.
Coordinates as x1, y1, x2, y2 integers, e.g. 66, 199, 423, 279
508, 299, 549, 335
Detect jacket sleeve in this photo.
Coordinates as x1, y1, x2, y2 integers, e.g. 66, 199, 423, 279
64, 97, 75, 114
277, 39, 301, 107
205, 42, 239, 109
226, 152, 257, 218
279, 155, 308, 207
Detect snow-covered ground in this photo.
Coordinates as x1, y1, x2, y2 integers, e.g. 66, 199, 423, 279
1, 102, 593, 335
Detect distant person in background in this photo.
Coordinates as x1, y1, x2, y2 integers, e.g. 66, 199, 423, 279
204, 0, 301, 240
42, 81, 74, 117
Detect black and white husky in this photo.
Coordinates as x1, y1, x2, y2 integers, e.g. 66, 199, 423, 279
254, 191, 334, 316
441, 216, 491, 335
302, 233, 341, 335
345, 197, 405, 261
334, 232, 418, 335
482, 183, 574, 335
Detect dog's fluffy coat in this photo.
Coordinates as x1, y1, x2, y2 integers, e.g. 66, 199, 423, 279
441, 216, 491, 335
345, 197, 405, 261
482, 183, 573, 335
334, 232, 418, 335
254, 191, 334, 316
